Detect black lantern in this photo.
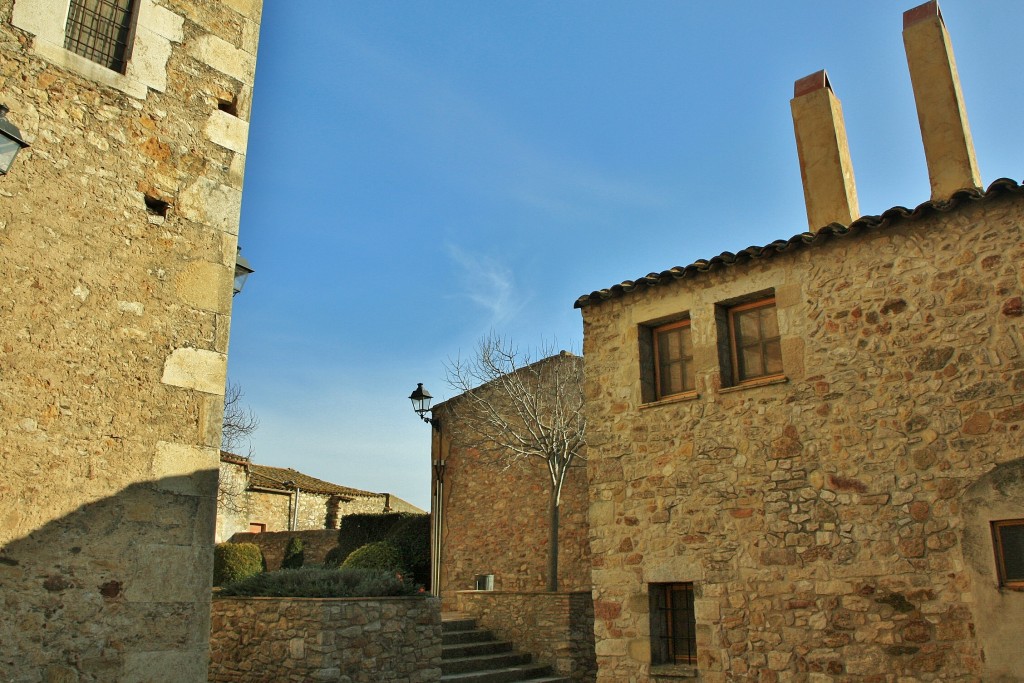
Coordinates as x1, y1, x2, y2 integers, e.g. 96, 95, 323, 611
409, 383, 433, 419
233, 247, 254, 296
0, 105, 29, 175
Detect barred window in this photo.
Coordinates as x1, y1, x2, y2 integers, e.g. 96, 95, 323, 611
650, 582, 697, 666
64, 0, 137, 73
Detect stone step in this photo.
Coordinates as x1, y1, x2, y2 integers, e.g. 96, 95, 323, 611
439, 615, 569, 683
443, 639, 514, 658
442, 617, 478, 632
439, 662, 568, 683
442, 628, 497, 645
442, 651, 533, 675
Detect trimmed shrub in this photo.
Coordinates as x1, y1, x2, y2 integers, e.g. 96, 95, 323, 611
323, 545, 347, 568
219, 566, 420, 598
324, 513, 430, 587
386, 514, 430, 587
213, 542, 264, 586
342, 541, 405, 573
281, 536, 304, 569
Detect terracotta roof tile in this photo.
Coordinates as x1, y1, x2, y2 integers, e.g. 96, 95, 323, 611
575, 178, 1023, 309
219, 452, 383, 499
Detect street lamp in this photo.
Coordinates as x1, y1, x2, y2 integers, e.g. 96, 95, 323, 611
409, 383, 438, 428
0, 105, 29, 175
233, 247, 254, 296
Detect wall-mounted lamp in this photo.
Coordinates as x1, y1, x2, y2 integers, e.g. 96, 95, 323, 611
234, 247, 254, 296
0, 105, 29, 175
409, 383, 439, 429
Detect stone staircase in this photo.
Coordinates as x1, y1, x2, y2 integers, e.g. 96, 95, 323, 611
441, 616, 570, 683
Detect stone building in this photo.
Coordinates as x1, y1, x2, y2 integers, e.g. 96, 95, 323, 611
216, 452, 424, 542
0, 0, 262, 680
576, 3, 1024, 681
427, 352, 591, 610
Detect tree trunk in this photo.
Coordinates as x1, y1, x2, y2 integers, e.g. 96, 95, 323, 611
547, 487, 559, 592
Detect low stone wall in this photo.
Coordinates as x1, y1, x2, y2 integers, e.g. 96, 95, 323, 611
210, 595, 442, 682
229, 529, 339, 570
455, 590, 597, 682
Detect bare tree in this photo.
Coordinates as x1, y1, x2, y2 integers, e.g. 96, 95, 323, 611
221, 380, 259, 457
444, 334, 586, 592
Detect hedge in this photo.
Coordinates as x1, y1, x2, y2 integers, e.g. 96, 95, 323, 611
323, 512, 430, 588
218, 566, 421, 598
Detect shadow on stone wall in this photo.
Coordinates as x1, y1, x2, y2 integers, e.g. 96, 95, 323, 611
0, 473, 218, 683
961, 457, 1024, 681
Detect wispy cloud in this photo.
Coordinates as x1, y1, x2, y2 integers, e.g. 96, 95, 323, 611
445, 244, 526, 326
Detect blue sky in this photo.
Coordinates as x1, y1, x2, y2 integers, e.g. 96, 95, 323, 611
228, 1, 1024, 510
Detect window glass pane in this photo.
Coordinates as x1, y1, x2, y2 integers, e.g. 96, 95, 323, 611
654, 323, 692, 398
665, 365, 683, 396
737, 309, 760, 340
682, 361, 694, 392
730, 300, 782, 383
998, 522, 1024, 582
680, 327, 693, 357
764, 339, 783, 376
760, 306, 779, 338
665, 331, 680, 360
740, 345, 763, 378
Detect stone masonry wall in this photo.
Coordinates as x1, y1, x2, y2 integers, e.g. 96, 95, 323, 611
437, 441, 590, 607
0, 0, 261, 680
580, 189, 1024, 681
434, 354, 591, 610
455, 591, 597, 682
217, 461, 394, 541
209, 595, 442, 683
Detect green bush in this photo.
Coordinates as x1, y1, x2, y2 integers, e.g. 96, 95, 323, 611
213, 542, 264, 586
219, 566, 421, 598
342, 541, 405, 573
281, 536, 304, 569
324, 513, 430, 588
323, 545, 347, 568
386, 515, 430, 587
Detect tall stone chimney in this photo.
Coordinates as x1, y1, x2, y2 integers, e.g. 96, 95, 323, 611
903, 1, 981, 200
790, 70, 859, 230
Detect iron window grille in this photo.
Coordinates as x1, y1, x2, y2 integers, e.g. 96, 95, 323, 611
992, 519, 1024, 588
650, 582, 697, 666
64, 0, 138, 73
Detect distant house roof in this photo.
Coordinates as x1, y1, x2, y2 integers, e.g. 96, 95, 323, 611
575, 178, 1023, 309
220, 451, 384, 500
432, 350, 582, 413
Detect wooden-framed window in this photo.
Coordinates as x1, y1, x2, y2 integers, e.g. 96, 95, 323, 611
64, 0, 139, 73
727, 297, 783, 384
653, 319, 695, 399
649, 582, 697, 666
992, 519, 1024, 588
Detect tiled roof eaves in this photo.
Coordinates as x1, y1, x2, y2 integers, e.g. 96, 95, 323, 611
246, 464, 384, 499
574, 178, 1023, 309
